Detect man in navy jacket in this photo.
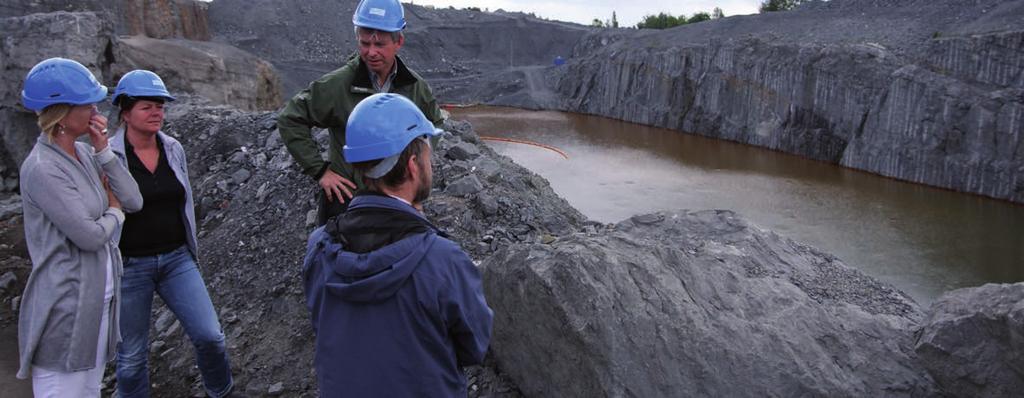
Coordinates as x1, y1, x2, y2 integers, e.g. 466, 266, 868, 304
303, 93, 493, 397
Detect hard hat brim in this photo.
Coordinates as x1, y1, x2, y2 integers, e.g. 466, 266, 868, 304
21, 84, 108, 112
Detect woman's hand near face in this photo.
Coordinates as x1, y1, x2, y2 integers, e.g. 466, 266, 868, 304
87, 112, 109, 152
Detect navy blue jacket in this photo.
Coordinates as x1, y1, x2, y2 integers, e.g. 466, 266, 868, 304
303, 194, 493, 397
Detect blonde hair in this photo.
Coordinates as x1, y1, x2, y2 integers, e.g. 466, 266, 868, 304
36, 104, 72, 143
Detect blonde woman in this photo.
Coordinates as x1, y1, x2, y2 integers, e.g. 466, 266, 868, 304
16, 57, 142, 397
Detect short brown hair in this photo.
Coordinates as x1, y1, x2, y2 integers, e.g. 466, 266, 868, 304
354, 26, 403, 43
117, 96, 167, 127
352, 138, 428, 191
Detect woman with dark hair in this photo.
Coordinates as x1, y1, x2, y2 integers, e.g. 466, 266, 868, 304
109, 70, 234, 398
17, 57, 143, 397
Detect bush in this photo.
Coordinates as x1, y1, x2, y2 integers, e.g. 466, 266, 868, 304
759, 0, 806, 12
688, 12, 711, 24
636, 10, 716, 29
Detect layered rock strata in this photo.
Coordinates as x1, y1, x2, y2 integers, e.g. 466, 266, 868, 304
555, 1, 1024, 203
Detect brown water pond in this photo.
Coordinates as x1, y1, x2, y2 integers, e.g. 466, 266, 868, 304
452, 106, 1024, 305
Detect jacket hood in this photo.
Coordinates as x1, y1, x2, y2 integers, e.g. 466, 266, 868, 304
314, 194, 439, 303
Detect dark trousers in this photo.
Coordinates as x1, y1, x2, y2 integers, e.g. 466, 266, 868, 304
316, 190, 349, 226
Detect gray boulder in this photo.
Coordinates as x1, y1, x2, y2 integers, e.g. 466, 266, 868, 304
114, 36, 283, 111
446, 141, 481, 161
445, 174, 484, 197
482, 209, 935, 397
915, 282, 1024, 397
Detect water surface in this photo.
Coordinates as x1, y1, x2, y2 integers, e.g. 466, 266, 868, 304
452, 106, 1024, 304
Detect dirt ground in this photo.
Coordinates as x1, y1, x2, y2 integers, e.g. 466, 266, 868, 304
0, 208, 33, 397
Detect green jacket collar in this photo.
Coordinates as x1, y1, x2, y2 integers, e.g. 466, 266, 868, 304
349, 54, 419, 94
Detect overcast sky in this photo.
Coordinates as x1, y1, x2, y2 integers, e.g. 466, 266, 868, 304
407, 0, 762, 27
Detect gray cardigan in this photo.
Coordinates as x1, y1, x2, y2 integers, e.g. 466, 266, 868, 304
17, 135, 143, 378
110, 128, 199, 260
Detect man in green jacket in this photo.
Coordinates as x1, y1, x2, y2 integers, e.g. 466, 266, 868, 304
278, 0, 445, 225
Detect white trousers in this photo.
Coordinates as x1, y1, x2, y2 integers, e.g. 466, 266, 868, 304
31, 252, 114, 398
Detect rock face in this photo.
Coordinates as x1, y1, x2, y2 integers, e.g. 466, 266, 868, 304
0, 11, 116, 189
553, 0, 1024, 203
122, 0, 210, 40
0, 0, 210, 40
115, 36, 282, 111
915, 283, 1024, 397
482, 210, 935, 397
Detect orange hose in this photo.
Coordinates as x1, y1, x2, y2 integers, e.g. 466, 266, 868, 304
479, 136, 569, 160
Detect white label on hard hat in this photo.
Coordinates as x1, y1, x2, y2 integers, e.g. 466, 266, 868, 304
152, 79, 164, 87
369, 7, 386, 16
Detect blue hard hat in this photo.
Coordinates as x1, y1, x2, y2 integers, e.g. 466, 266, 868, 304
112, 70, 176, 106
21, 58, 108, 112
344, 93, 441, 165
352, 0, 406, 32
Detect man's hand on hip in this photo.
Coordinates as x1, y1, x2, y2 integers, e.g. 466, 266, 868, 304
319, 169, 357, 203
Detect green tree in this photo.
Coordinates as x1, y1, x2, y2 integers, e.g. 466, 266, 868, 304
688, 11, 711, 24
612, 11, 619, 28
591, 18, 605, 27
712, 7, 725, 19
759, 0, 805, 12
636, 12, 684, 29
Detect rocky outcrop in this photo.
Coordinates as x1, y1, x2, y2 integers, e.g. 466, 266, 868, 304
482, 210, 935, 397
553, 0, 1024, 203
115, 36, 282, 111
122, 0, 210, 40
0, 0, 210, 40
915, 283, 1024, 397
0, 11, 116, 189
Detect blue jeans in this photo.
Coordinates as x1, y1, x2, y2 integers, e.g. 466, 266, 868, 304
116, 246, 233, 398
